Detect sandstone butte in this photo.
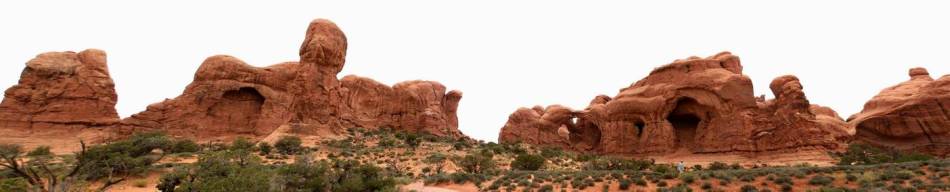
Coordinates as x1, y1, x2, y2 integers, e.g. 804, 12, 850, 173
499, 52, 946, 157
849, 67, 950, 156
0, 19, 464, 143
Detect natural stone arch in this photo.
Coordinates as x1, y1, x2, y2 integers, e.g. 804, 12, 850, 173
665, 97, 711, 152
209, 87, 266, 134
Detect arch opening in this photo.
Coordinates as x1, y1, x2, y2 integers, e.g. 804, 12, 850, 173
666, 97, 704, 151
209, 87, 265, 133
634, 121, 645, 137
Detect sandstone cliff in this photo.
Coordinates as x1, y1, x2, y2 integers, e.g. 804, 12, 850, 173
849, 67, 950, 156
0, 49, 118, 137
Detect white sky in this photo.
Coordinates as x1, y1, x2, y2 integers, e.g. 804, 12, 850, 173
1, 1, 948, 142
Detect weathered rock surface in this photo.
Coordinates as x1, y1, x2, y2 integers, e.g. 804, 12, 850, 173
1, 19, 463, 140
500, 52, 852, 155
849, 67, 950, 156
0, 49, 119, 135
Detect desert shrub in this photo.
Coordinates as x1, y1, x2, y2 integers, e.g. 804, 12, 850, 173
76, 132, 173, 182
159, 151, 396, 192
740, 184, 757, 192
730, 163, 743, 170
773, 175, 792, 185
584, 157, 653, 171
456, 151, 496, 174
424, 173, 451, 184
809, 175, 834, 186
740, 174, 756, 182
170, 139, 200, 153
837, 143, 934, 165
658, 180, 668, 187
378, 137, 397, 148
539, 184, 554, 192
692, 164, 703, 171
132, 179, 148, 188
845, 174, 857, 182
424, 153, 448, 173
618, 179, 632, 190
275, 136, 303, 155
540, 147, 564, 158
230, 137, 255, 151
653, 164, 674, 174
453, 141, 470, 150
0, 132, 173, 191
681, 173, 696, 184
0, 178, 28, 192
780, 184, 792, 192
708, 161, 730, 170
671, 183, 691, 192
511, 154, 545, 171
634, 177, 647, 186
449, 172, 489, 184
701, 181, 713, 190
257, 142, 272, 155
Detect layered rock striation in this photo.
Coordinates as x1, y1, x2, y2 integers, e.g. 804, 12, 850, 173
0, 49, 118, 135
849, 68, 950, 156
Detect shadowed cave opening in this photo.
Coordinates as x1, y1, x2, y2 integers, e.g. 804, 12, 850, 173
667, 98, 703, 151
210, 87, 265, 133
634, 121, 645, 137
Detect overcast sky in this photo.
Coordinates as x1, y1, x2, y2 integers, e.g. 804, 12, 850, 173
2, 1, 948, 142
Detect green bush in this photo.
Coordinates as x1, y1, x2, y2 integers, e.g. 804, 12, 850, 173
229, 137, 255, 151
0, 178, 28, 192
2, 132, 173, 191
808, 175, 834, 186
540, 147, 564, 158
701, 182, 712, 190
740, 184, 757, 192
170, 139, 200, 153
275, 136, 303, 155
456, 151, 496, 174
653, 164, 674, 174
584, 157, 653, 171
619, 179, 632, 190
780, 184, 792, 192
708, 161, 730, 170
159, 150, 396, 192
773, 175, 792, 185
257, 142, 272, 155
511, 154, 545, 171
681, 173, 696, 184
836, 143, 934, 165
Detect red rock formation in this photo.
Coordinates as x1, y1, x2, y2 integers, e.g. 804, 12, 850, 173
849, 67, 950, 156
121, 19, 464, 139
500, 52, 851, 155
1, 19, 463, 140
0, 49, 119, 136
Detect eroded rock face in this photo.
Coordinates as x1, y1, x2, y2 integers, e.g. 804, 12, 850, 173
0, 49, 119, 135
1, 19, 463, 140
849, 68, 950, 156
499, 52, 851, 155
121, 19, 463, 139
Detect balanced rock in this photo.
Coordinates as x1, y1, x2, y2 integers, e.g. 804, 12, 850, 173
0, 49, 119, 135
849, 67, 950, 156
499, 52, 851, 155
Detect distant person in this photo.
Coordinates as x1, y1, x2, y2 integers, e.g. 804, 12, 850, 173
677, 161, 685, 173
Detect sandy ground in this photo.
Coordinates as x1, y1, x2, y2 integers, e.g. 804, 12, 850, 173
649, 147, 837, 167
0, 128, 116, 154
